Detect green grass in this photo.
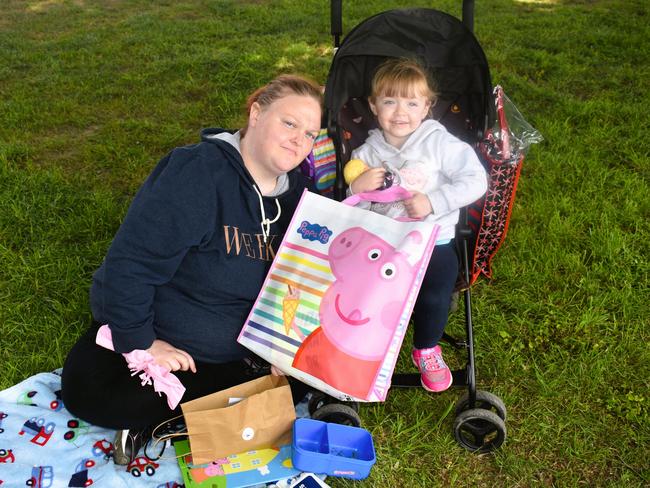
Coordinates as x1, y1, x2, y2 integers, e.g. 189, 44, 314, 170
1, 0, 649, 486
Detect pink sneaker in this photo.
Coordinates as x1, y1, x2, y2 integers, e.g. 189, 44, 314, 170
412, 345, 452, 392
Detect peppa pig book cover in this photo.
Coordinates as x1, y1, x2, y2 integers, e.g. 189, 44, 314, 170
174, 439, 302, 488
238, 189, 439, 402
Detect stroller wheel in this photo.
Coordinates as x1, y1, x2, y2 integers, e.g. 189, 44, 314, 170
311, 403, 362, 427
308, 391, 360, 416
453, 408, 506, 453
455, 390, 507, 421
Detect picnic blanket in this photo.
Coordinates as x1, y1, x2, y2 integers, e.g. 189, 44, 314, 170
0, 370, 316, 488
0, 369, 183, 487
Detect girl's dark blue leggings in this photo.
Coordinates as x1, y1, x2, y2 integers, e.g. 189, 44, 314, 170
412, 242, 459, 349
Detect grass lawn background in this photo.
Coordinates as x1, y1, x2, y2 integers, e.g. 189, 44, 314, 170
1, 0, 648, 486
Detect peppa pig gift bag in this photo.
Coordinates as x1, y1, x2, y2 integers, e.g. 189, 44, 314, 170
238, 187, 440, 402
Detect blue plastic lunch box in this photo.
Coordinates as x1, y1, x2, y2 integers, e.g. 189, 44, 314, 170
291, 418, 376, 480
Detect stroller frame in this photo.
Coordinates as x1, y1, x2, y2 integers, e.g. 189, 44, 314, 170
323, 1, 507, 453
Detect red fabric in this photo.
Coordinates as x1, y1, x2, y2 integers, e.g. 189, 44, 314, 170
292, 328, 382, 399
469, 149, 524, 285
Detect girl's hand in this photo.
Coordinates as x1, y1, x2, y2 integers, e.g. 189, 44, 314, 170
147, 339, 197, 373
350, 167, 386, 194
403, 191, 433, 219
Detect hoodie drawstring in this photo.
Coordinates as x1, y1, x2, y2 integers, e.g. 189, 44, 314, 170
253, 184, 281, 244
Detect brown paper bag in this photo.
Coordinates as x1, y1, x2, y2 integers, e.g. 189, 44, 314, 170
181, 374, 295, 464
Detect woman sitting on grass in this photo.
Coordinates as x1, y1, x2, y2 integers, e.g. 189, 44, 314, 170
61, 74, 322, 464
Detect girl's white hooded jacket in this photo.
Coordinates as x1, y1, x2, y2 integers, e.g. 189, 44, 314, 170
351, 119, 488, 241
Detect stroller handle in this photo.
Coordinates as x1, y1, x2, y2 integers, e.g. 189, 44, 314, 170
462, 0, 475, 32
330, 0, 475, 47
330, 0, 342, 48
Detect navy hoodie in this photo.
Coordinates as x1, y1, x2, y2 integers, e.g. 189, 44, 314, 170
90, 128, 313, 363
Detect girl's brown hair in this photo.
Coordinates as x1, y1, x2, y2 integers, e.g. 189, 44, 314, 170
370, 58, 437, 104
241, 75, 323, 136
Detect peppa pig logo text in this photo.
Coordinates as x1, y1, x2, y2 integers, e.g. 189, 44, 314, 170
297, 221, 332, 244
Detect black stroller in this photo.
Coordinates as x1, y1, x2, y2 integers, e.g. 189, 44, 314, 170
311, 1, 512, 453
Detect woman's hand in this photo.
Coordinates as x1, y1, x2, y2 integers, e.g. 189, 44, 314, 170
147, 339, 197, 373
403, 191, 433, 219
270, 365, 285, 376
350, 167, 386, 194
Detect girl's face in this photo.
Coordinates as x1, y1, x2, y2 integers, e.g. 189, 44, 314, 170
369, 91, 431, 148
245, 94, 321, 178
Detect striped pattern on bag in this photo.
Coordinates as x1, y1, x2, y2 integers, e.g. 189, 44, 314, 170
241, 242, 331, 358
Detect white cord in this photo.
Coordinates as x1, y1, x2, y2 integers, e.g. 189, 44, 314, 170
253, 185, 281, 243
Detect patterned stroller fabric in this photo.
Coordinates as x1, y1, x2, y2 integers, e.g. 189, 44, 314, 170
311, 130, 337, 196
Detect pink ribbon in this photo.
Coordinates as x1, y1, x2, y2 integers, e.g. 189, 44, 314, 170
95, 325, 186, 409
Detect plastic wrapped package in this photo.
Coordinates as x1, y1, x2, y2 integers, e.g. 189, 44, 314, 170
483, 85, 543, 165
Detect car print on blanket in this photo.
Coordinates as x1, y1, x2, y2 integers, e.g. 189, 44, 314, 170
0, 370, 184, 487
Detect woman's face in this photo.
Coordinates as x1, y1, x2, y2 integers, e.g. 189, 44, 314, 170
246, 94, 321, 177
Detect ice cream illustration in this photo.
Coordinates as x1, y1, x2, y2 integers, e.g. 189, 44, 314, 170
282, 284, 305, 339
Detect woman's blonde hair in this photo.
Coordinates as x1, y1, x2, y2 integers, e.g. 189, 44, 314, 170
370, 58, 437, 104
241, 75, 323, 136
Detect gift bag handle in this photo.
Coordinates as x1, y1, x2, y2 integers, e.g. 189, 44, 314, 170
342, 185, 422, 222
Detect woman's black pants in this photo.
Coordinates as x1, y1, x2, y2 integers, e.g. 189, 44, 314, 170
61, 324, 309, 430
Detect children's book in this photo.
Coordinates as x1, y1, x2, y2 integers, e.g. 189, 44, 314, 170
174, 438, 302, 488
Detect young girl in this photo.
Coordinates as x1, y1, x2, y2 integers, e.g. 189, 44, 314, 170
349, 58, 487, 392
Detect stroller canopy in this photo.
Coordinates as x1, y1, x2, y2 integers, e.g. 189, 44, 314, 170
325, 8, 494, 143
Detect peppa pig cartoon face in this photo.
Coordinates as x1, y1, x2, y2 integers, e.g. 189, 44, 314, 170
320, 227, 423, 360
204, 459, 229, 476
398, 162, 428, 191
